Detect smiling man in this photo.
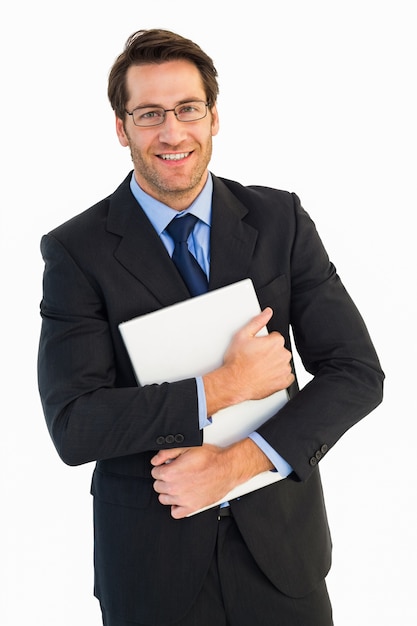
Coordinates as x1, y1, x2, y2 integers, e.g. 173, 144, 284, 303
116, 60, 219, 209
38, 29, 384, 626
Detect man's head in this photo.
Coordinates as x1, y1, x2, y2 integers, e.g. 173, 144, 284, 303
108, 29, 220, 210
108, 29, 219, 122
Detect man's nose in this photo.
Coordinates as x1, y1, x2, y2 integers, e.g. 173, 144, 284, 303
157, 111, 188, 143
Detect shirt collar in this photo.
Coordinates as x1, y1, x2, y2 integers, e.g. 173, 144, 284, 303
129, 172, 213, 235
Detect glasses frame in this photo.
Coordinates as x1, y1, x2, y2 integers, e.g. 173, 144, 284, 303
125, 100, 209, 127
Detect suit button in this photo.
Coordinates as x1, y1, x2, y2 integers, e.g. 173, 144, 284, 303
309, 457, 317, 466
165, 434, 175, 444
156, 436, 165, 445
321, 444, 328, 454
315, 450, 322, 461
174, 434, 184, 443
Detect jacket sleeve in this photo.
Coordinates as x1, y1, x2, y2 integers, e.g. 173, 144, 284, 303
256, 193, 384, 481
37, 234, 202, 466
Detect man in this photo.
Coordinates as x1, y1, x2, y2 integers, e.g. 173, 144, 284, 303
38, 29, 384, 626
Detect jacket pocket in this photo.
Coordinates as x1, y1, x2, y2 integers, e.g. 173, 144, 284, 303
256, 274, 288, 305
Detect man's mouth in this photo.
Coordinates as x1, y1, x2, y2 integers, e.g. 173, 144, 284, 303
159, 152, 191, 161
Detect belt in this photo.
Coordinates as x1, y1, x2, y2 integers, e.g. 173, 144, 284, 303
217, 505, 232, 519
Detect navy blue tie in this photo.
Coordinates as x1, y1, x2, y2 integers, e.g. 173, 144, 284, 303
166, 214, 208, 296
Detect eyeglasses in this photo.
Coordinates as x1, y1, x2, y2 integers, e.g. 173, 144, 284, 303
125, 100, 209, 127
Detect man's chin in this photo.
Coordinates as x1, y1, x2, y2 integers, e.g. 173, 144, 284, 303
142, 174, 205, 199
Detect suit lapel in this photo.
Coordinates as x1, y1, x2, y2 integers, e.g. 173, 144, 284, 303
106, 173, 259, 303
209, 176, 258, 290
106, 174, 191, 306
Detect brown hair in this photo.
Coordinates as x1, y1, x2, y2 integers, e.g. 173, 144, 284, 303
108, 29, 219, 119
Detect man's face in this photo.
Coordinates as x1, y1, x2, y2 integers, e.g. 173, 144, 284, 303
116, 60, 219, 211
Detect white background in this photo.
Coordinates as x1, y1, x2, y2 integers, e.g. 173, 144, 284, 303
2, 1, 416, 624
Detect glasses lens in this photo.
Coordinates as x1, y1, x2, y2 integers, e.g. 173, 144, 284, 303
132, 107, 165, 126
176, 101, 207, 122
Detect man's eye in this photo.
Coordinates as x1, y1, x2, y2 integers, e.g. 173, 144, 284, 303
140, 109, 164, 120
178, 105, 197, 114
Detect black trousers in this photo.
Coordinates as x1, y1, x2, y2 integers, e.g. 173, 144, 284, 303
101, 512, 333, 626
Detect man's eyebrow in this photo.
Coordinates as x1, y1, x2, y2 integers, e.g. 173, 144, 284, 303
131, 98, 205, 109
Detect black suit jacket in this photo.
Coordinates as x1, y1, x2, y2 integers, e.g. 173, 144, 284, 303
38, 172, 384, 624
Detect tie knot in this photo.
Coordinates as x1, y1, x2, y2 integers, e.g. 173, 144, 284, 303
166, 214, 199, 243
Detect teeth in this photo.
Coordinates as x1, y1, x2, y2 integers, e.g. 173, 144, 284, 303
160, 153, 190, 160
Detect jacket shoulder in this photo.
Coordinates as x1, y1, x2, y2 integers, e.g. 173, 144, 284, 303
216, 175, 295, 207
45, 172, 133, 242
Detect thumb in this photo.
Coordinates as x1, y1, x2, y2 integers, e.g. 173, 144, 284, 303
242, 307, 273, 337
151, 448, 186, 466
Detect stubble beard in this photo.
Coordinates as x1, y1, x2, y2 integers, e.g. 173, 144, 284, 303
128, 138, 213, 207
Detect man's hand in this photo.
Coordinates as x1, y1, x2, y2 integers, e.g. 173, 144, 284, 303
203, 307, 294, 416
150, 439, 273, 519
151, 308, 291, 519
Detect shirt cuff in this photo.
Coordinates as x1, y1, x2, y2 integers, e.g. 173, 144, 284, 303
248, 432, 293, 478
196, 376, 211, 428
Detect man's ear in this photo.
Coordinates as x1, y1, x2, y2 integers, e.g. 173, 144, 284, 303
210, 104, 220, 137
115, 115, 129, 147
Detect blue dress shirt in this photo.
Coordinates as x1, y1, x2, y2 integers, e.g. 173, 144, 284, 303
130, 173, 293, 478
